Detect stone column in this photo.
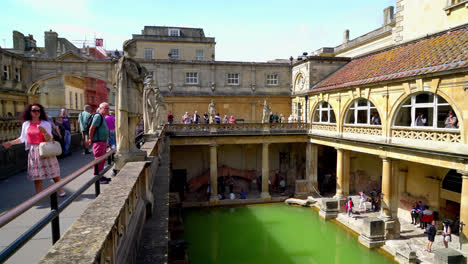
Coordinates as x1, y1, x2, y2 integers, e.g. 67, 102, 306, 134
210, 144, 218, 202
261, 143, 271, 200
380, 156, 400, 239
458, 170, 468, 246
306, 143, 318, 193
334, 148, 349, 199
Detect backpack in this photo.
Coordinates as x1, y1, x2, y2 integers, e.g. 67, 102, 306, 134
83, 113, 103, 135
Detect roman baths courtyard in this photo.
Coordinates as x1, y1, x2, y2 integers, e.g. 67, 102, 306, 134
0, 0, 467, 263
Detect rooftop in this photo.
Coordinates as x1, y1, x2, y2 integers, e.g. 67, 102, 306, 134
313, 24, 468, 91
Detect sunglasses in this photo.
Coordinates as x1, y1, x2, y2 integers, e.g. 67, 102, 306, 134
31, 109, 40, 113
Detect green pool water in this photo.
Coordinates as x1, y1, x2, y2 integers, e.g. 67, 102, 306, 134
183, 203, 395, 264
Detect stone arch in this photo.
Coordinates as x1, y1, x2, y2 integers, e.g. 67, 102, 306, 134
388, 90, 464, 135
28, 72, 111, 95
293, 72, 305, 91
339, 97, 384, 128
310, 100, 338, 124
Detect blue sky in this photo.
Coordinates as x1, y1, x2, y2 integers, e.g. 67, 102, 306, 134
2, 0, 394, 61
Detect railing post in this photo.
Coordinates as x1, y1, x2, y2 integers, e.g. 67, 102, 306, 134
94, 163, 100, 197
50, 192, 60, 244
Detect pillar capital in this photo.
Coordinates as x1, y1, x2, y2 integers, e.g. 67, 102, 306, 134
262, 142, 271, 146
209, 143, 218, 148
379, 155, 392, 162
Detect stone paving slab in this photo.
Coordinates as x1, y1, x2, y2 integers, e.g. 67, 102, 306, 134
0, 150, 114, 264
314, 196, 463, 264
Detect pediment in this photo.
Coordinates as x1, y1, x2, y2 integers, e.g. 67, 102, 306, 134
56, 51, 88, 61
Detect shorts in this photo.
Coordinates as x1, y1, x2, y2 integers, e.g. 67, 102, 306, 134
428, 235, 435, 242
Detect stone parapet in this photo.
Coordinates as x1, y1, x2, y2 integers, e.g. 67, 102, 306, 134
434, 248, 466, 264
38, 138, 164, 264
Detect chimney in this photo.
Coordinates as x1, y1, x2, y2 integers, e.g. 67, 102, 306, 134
25, 34, 37, 51
13, 31, 25, 52
44, 30, 58, 58
383, 6, 394, 26
343, 29, 350, 44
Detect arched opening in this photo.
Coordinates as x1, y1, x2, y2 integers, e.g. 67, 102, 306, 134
294, 73, 305, 91
344, 98, 381, 125
393, 92, 459, 129
312, 101, 336, 124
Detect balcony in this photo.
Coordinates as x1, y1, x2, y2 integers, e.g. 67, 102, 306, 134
165, 123, 309, 137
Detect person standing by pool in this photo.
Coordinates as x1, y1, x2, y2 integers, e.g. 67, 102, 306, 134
359, 191, 367, 212
425, 220, 437, 253
3, 103, 65, 196
442, 221, 451, 248
345, 197, 354, 217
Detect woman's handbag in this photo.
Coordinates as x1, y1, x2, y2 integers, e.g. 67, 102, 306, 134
39, 140, 62, 158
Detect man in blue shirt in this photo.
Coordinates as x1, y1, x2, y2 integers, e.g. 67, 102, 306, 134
60, 108, 71, 156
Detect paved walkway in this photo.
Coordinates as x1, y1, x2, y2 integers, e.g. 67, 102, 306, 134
326, 196, 462, 264
0, 150, 113, 264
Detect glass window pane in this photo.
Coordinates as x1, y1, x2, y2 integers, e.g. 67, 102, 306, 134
357, 99, 367, 106
437, 95, 448, 105
321, 102, 328, 108
438, 106, 458, 128
330, 110, 336, 123
357, 110, 367, 124
321, 111, 328, 122
345, 110, 354, 124
414, 111, 428, 127
313, 110, 320, 122
415, 93, 434, 104
415, 108, 433, 126
370, 109, 381, 125
395, 107, 411, 126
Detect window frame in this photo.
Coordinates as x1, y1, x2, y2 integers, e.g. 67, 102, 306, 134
344, 99, 380, 126
15, 68, 21, 81
168, 28, 180, 37
393, 93, 458, 130
266, 74, 279, 86
185, 72, 199, 85
3, 65, 10, 80
144, 48, 154, 60
227, 73, 240, 86
170, 49, 179, 60
312, 101, 336, 124
195, 49, 204, 60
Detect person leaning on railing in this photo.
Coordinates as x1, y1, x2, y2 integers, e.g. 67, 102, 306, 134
2, 103, 66, 196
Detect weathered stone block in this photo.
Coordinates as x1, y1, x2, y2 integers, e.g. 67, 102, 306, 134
319, 198, 338, 220
434, 248, 466, 264
358, 217, 385, 248
395, 247, 417, 264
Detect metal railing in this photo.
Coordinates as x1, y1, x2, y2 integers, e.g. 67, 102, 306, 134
0, 149, 116, 263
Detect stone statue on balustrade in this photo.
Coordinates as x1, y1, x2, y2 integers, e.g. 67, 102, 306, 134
208, 100, 216, 124
262, 100, 271, 123
115, 39, 147, 170
143, 75, 166, 134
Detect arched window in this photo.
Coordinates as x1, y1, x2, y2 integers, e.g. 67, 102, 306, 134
345, 99, 381, 125
394, 93, 458, 129
313, 102, 336, 123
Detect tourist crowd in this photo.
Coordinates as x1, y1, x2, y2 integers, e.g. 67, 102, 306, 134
167, 110, 304, 124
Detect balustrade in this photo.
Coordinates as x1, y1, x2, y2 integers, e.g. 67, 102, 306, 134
391, 127, 461, 143
343, 125, 383, 136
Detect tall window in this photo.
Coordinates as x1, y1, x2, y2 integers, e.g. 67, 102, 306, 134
185, 72, 198, 84
75, 93, 78, 109
313, 102, 336, 123
394, 93, 458, 129
196, 49, 204, 60
3, 65, 9, 80
345, 99, 381, 125
266, 74, 279, 85
170, 49, 179, 60
144, 48, 153, 60
227, 73, 240, 85
69, 91, 73, 108
80, 94, 83, 109
168, 28, 180, 37
15, 68, 20, 81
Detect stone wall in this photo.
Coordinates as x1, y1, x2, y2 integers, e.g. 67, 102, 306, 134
39, 136, 165, 264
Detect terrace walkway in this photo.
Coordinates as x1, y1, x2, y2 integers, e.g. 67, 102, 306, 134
0, 150, 114, 264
